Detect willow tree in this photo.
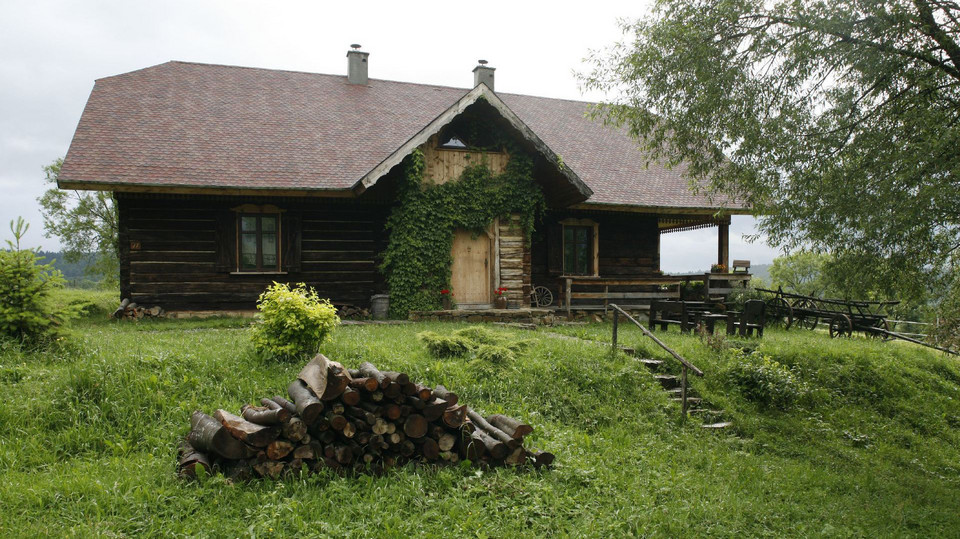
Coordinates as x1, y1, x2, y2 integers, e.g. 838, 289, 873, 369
583, 0, 960, 301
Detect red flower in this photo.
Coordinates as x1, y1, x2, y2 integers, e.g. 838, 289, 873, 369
494, 287, 508, 296
440, 289, 450, 295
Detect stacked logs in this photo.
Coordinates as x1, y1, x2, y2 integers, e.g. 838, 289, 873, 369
113, 298, 165, 320
178, 354, 554, 480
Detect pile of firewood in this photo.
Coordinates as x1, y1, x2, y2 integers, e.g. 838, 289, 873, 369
178, 354, 553, 480
334, 303, 370, 319
113, 298, 165, 320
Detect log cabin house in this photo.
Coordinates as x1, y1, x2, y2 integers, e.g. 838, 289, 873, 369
58, 48, 750, 315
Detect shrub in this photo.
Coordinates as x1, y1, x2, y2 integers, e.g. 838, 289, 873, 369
419, 326, 529, 361
0, 218, 72, 341
452, 326, 503, 345
251, 282, 340, 361
417, 331, 474, 358
725, 285, 765, 312
725, 349, 806, 410
474, 343, 515, 364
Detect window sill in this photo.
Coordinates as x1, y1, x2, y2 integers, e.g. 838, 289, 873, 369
230, 271, 288, 275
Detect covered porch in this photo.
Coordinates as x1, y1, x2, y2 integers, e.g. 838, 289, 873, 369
530, 210, 751, 314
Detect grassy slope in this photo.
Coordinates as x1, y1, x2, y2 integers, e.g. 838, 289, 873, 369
1, 299, 959, 536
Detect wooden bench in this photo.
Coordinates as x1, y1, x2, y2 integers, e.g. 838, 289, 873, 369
649, 300, 693, 333
726, 299, 766, 337
732, 259, 751, 273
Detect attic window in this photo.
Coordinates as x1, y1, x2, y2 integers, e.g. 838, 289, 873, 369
438, 136, 467, 149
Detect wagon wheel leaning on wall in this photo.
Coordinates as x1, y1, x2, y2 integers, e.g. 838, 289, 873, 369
531, 286, 554, 308
765, 297, 794, 329
829, 314, 853, 338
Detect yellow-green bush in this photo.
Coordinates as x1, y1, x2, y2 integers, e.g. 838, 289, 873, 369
251, 282, 340, 361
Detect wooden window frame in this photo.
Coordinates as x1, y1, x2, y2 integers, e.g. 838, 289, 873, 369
232, 204, 285, 274
560, 218, 599, 277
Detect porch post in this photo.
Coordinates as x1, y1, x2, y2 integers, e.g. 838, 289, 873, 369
717, 222, 729, 269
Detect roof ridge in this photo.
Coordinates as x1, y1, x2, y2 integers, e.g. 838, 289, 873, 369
103, 60, 603, 106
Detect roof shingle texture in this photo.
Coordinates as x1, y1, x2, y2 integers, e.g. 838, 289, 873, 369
61, 61, 743, 210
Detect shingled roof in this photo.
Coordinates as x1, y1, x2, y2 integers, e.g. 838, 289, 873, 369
59, 61, 747, 213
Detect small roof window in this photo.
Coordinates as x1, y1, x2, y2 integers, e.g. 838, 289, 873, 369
438, 136, 467, 149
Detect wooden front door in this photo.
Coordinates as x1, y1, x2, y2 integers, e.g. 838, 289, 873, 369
450, 229, 492, 307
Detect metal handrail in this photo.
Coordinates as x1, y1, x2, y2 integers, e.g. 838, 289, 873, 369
609, 303, 704, 416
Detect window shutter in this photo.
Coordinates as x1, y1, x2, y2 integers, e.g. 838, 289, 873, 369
283, 210, 302, 273
547, 221, 562, 275
215, 210, 236, 272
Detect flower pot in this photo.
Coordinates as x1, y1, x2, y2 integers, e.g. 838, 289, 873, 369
494, 296, 507, 309
442, 296, 452, 310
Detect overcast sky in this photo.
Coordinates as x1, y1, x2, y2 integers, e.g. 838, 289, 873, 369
0, 0, 781, 271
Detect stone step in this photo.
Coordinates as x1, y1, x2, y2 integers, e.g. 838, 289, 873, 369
637, 358, 664, 370
665, 387, 697, 397
653, 374, 680, 389
688, 408, 724, 418
701, 421, 733, 430
669, 397, 702, 405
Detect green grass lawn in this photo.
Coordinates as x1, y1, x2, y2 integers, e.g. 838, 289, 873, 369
1, 296, 959, 536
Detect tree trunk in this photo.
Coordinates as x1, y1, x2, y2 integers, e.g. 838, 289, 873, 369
287, 380, 324, 424
432, 385, 459, 406
403, 414, 428, 438
297, 353, 330, 400
419, 436, 440, 460
442, 404, 467, 429
266, 440, 294, 460
177, 441, 211, 479
473, 428, 509, 460
349, 376, 379, 392
241, 404, 289, 425
487, 414, 533, 439
467, 408, 517, 447
423, 399, 448, 422
267, 396, 297, 415
322, 360, 351, 401
359, 362, 389, 388
292, 444, 315, 460
214, 409, 280, 448
414, 384, 433, 401
281, 416, 307, 442
187, 411, 250, 460
382, 371, 409, 385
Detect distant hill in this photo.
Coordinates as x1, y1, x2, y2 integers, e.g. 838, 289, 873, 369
750, 263, 771, 283
34, 251, 102, 287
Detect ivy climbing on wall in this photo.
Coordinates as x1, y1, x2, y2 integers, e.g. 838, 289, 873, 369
381, 147, 545, 318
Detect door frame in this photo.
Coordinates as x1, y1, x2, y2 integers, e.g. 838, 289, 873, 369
451, 220, 498, 309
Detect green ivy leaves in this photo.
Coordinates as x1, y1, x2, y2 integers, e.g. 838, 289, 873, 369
382, 147, 545, 318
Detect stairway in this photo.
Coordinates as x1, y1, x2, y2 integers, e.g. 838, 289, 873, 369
637, 358, 732, 430
539, 329, 732, 430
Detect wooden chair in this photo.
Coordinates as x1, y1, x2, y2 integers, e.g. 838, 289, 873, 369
649, 300, 693, 333
726, 299, 766, 337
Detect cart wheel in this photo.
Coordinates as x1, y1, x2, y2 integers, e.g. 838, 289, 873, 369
829, 314, 853, 338
792, 299, 818, 331
869, 319, 891, 340
765, 298, 794, 329
531, 286, 553, 308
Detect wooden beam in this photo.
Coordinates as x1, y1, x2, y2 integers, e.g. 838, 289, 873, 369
718, 223, 730, 269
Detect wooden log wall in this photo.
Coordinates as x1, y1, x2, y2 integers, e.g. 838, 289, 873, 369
498, 214, 531, 307
530, 210, 660, 297
117, 193, 388, 311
